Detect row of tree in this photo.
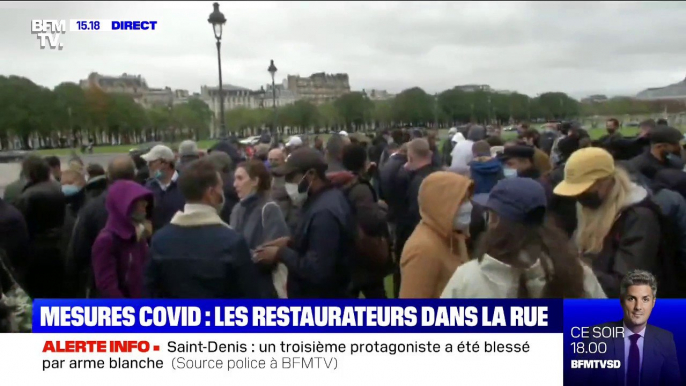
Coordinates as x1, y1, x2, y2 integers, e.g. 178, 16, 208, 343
0, 76, 212, 149
2, 74, 684, 149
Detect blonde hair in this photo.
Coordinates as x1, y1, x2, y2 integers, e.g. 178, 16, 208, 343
575, 167, 632, 254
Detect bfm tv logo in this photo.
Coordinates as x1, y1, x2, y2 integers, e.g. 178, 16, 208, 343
31, 20, 66, 50
570, 360, 621, 369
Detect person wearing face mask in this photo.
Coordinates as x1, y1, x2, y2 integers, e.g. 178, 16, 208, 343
146, 159, 262, 298
229, 160, 290, 298
442, 178, 606, 299
268, 148, 298, 233
554, 148, 663, 298
628, 125, 684, 182
254, 148, 356, 298
142, 145, 185, 233
59, 169, 87, 287
399, 171, 472, 298
91, 180, 153, 298
499, 144, 553, 200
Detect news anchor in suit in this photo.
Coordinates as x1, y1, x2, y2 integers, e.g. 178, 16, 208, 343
577, 270, 681, 386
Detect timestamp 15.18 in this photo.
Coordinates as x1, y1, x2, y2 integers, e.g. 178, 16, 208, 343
77, 21, 100, 30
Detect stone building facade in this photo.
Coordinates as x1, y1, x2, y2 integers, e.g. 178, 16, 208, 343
286, 72, 350, 105
79, 72, 174, 108
79, 72, 149, 102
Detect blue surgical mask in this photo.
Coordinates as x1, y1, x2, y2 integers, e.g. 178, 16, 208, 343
61, 184, 80, 197
453, 202, 473, 231
504, 167, 518, 179
154, 170, 163, 180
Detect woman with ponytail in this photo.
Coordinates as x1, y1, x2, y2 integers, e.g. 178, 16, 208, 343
441, 177, 605, 299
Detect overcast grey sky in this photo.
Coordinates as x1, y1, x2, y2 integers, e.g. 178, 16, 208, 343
1, 1, 685, 99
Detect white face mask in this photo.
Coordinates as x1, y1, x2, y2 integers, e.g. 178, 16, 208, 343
285, 182, 307, 206
453, 201, 473, 231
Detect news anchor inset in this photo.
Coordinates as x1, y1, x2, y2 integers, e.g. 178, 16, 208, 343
577, 270, 681, 386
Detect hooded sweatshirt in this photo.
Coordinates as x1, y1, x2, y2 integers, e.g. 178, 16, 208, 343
399, 172, 471, 298
450, 132, 474, 169
91, 180, 153, 298
440, 254, 606, 298
469, 156, 503, 194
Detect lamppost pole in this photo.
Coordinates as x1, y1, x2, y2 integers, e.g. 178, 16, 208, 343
268, 59, 278, 139
216, 41, 225, 138
208, 3, 227, 138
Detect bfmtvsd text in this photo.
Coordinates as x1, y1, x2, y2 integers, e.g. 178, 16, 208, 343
569, 325, 624, 370
31, 20, 66, 50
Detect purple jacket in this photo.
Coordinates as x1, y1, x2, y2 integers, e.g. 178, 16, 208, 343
91, 180, 153, 298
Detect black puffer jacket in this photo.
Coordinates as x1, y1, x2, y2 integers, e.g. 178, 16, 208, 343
14, 180, 66, 298
585, 186, 661, 298
628, 150, 684, 180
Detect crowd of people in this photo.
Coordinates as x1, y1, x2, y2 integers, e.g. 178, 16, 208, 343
1, 118, 686, 332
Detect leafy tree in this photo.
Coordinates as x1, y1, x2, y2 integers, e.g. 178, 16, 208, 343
391, 87, 434, 125
372, 100, 393, 129
318, 102, 343, 131
334, 92, 373, 130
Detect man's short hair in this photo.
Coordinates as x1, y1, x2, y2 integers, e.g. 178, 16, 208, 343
107, 155, 136, 182
61, 169, 85, 185
486, 136, 504, 147
44, 155, 61, 169
342, 144, 368, 173
22, 155, 50, 183
206, 151, 233, 174
639, 119, 656, 131
87, 163, 106, 178
620, 270, 658, 299
472, 140, 491, 157
657, 118, 668, 126
326, 134, 345, 159
407, 138, 431, 159
607, 118, 620, 127
178, 159, 220, 202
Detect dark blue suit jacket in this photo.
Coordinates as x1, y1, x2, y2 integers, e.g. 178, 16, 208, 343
574, 320, 681, 386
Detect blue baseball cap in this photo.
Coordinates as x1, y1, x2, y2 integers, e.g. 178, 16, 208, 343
472, 177, 547, 223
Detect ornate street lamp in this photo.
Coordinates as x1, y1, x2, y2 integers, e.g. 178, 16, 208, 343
268, 59, 278, 138
208, 3, 227, 138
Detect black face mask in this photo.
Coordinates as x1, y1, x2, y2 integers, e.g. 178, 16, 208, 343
577, 191, 603, 209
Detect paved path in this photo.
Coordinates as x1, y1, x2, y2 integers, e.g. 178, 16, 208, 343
0, 153, 120, 197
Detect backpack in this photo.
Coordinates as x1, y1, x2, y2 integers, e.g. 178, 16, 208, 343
342, 181, 391, 274
614, 199, 686, 298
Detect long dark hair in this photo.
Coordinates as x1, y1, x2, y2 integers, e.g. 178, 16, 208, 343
474, 213, 586, 298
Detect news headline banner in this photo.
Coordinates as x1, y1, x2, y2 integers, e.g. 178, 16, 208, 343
33, 299, 563, 333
